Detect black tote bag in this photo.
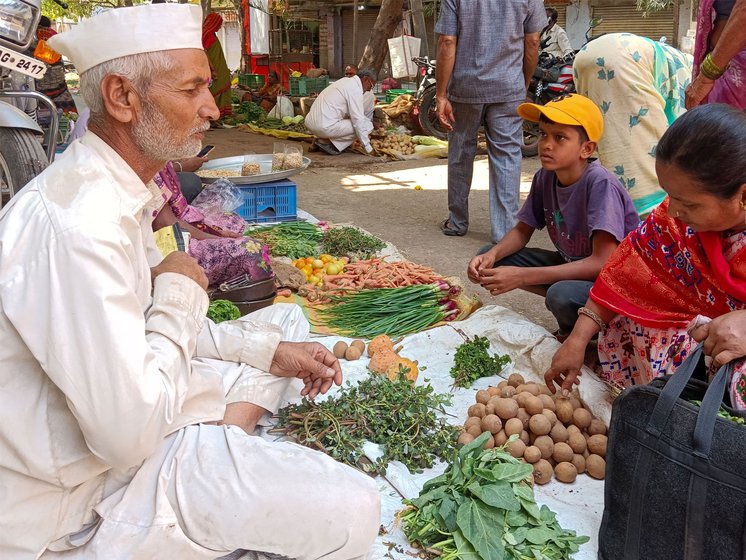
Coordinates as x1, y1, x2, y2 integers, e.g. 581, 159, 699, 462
598, 345, 746, 560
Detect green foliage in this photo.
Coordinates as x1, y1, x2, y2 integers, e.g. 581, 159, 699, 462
401, 433, 590, 559
223, 101, 267, 126
248, 221, 322, 259
320, 226, 386, 260
273, 373, 459, 475
207, 299, 241, 323
450, 336, 511, 388
635, 0, 674, 14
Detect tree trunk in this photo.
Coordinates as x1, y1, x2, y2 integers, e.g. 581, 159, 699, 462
357, 0, 405, 74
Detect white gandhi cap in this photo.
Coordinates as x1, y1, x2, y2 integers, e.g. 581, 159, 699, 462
47, 4, 204, 75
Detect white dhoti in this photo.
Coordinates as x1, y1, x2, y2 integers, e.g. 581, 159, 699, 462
42, 305, 380, 560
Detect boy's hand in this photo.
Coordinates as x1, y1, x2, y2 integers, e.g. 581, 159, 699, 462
478, 266, 524, 295
467, 252, 496, 284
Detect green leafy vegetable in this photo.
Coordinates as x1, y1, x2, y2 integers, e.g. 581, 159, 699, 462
248, 221, 322, 260
271, 373, 459, 475
401, 433, 590, 560
450, 335, 511, 388
320, 226, 386, 259
689, 400, 746, 425
207, 299, 241, 323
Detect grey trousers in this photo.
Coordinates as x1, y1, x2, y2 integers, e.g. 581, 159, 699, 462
446, 100, 523, 243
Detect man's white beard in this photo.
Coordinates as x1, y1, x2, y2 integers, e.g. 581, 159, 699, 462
133, 104, 208, 161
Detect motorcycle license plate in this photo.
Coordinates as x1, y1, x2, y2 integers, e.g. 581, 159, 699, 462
0, 46, 47, 79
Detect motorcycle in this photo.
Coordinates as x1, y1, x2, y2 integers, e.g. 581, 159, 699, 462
411, 56, 447, 140
521, 17, 603, 157
0, 0, 62, 208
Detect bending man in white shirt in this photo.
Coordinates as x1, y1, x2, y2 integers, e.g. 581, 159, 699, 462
0, 4, 379, 559
305, 68, 377, 154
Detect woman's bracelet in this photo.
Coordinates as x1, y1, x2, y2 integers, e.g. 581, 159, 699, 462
173, 161, 183, 172
578, 306, 605, 331
700, 52, 727, 80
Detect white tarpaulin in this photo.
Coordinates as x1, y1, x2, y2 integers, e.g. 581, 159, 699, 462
256, 304, 614, 559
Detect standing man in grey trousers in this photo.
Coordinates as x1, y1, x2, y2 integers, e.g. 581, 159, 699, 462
436, 0, 545, 243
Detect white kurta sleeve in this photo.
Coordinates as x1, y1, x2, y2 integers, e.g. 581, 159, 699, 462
195, 317, 282, 372
344, 83, 374, 150
557, 27, 573, 57
4, 225, 208, 470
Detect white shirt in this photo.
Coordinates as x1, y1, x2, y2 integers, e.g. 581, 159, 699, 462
541, 24, 573, 59
305, 75, 374, 151
0, 133, 282, 557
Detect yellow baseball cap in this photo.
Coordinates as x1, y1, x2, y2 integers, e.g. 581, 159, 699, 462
517, 94, 603, 142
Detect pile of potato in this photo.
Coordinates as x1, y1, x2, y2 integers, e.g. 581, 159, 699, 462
371, 134, 416, 155
458, 373, 608, 485
333, 339, 366, 361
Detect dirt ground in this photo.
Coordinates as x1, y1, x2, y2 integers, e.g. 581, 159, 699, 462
205, 127, 558, 331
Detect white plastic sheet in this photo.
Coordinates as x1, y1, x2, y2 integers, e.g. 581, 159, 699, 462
387, 35, 421, 79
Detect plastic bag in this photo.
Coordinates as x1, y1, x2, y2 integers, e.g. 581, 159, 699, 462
282, 145, 303, 170
272, 142, 286, 171
191, 178, 243, 213
267, 95, 295, 120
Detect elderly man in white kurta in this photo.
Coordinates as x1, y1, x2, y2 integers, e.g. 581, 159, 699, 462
305, 69, 377, 154
0, 5, 379, 559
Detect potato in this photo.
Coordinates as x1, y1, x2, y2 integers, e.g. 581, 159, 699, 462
552, 442, 574, 463
537, 384, 552, 396
332, 341, 348, 358
344, 346, 362, 360
487, 386, 501, 398
566, 424, 581, 436
475, 389, 491, 405
549, 421, 568, 444
571, 453, 586, 474
519, 430, 530, 445
555, 398, 574, 424
507, 438, 526, 459
515, 392, 531, 408
572, 408, 592, 430
508, 372, 525, 387
524, 395, 544, 416
532, 459, 553, 485
539, 394, 556, 411
569, 396, 582, 410
467, 425, 484, 438
485, 402, 496, 416
351, 339, 366, 353
483, 435, 495, 450
501, 385, 517, 398
480, 414, 503, 435
468, 403, 486, 418
568, 432, 587, 454
522, 383, 541, 396
534, 435, 554, 459
457, 432, 475, 447
494, 430, 508, 446
588, 418, 608, 436
494, 398, 519, 420
504, 418, 523, 437
542, 409, 558, 427
586, 454, 606, 480
587, 434, 608, 457
516, 408, 530, 430
464, 416, 482, 430
523, 445, 542, 464
497, 380, 509, 390
555, 461, 578, 483
528, 414, 552, 436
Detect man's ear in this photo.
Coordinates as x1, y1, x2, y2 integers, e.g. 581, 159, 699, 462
580, 140, 597, 159
99, 74, 141, 124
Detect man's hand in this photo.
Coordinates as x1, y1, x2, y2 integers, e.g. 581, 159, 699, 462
436, 96, 455, 131
270, 341, 343, 398
690, 310, 746, 367
478, 266, 525, 295
177, 156, 209, 173
151, 251, 208, 290
544, 336, 586, 395
467, 251, 496, 284
685, 74, 715, 109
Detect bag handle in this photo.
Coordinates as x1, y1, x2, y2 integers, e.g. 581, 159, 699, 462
692, 361, 732, 456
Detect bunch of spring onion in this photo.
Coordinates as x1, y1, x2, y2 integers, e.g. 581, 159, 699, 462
316, 282, 460, 338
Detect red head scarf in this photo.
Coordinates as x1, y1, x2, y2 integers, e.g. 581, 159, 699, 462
202, 12, 223, 50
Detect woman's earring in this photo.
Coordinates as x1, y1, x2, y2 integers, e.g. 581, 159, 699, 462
742, 202, 746, 226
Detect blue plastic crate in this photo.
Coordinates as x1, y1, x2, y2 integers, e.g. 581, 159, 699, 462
236, 179, 297, 223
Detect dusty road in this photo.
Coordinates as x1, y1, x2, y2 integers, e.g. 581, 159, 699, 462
204, 127, 557, 331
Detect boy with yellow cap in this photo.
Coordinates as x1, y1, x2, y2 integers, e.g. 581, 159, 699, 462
468, 94, 639, 339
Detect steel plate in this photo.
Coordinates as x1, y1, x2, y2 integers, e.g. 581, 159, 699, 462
197, 154, 310, 185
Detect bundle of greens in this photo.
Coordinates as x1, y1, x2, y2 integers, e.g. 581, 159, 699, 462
316, 283, 459, 338
450, 335, 512, 388
223, 101, 266, 126
320, 226, 386, 260
248, 221, 322, 260
207, 300, 241, 323
273, 373, 459, 474
401, 432, 589, 559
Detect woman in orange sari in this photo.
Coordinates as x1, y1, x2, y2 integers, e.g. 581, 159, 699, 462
203, 13, 232, 120
545, 104, 746, 410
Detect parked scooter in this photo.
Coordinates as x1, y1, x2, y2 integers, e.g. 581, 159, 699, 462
411, 56, 447, 140
0, 0, 62, 208
521, 17, 603, 157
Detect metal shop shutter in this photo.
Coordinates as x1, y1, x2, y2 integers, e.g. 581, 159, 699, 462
590, 5, 675, 41
342, 8, 381, 67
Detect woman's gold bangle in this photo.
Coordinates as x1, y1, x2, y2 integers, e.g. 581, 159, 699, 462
578, 306, 605, 331
700, 52, 726, 80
